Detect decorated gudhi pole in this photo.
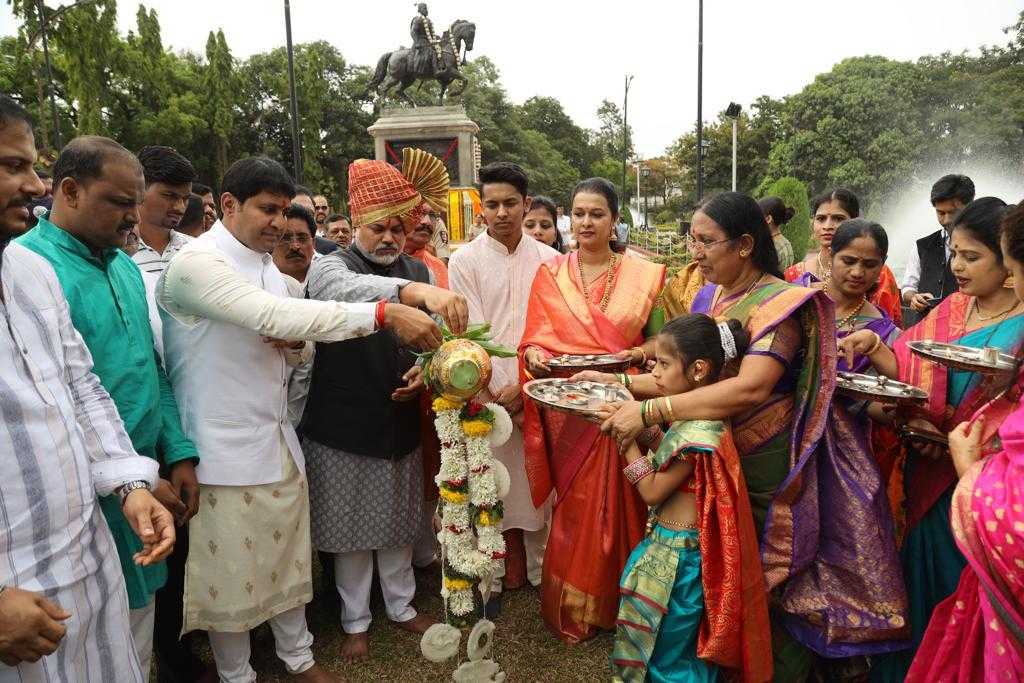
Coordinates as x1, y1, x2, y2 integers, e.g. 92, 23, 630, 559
418, 326, 516, 681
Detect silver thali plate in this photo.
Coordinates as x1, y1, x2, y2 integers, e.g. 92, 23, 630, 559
900, 426, 949, 447
546, 353, 631, 377
523, 378, 632, 417
907, 340, 1016, 375
836, 372, 927, 405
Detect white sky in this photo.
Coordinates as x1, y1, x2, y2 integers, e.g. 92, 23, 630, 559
3, 0, 1023, 158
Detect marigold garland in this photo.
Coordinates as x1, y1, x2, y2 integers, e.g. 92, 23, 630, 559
433, 398, 510, 621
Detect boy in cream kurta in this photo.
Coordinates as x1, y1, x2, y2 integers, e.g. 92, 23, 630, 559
448, 162, 559, 601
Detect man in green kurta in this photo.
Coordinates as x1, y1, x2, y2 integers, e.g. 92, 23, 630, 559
17, 136, 200, 681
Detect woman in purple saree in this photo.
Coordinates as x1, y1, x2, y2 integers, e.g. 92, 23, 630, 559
599, 193, 908, 680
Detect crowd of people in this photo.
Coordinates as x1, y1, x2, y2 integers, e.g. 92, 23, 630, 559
2, 87, 1024, 683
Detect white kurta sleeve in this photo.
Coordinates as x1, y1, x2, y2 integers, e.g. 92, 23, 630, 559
48, 262, 159, 495
901, 246, 922, 294
158, 248, 378, 342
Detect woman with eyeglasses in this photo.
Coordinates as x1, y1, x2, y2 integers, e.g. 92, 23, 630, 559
519, 178, 666, 643
593, 192, 909, 679
785, 188, 904, 326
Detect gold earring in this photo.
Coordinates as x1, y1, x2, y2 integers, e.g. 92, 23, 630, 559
740, 250, 750, 257
1004, 272, 1015, 289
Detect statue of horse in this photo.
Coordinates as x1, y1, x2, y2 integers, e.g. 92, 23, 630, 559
365, 20, 476, 107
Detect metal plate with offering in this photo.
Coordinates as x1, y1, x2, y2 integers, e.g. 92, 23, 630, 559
545, 353, 631, 377
523, 378, 632, 417
836, 372, 928, 405
899, 425, 949, 447
907, 340, 1016, 375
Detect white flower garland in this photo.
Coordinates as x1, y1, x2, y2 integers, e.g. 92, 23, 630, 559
433, 401, 511, 618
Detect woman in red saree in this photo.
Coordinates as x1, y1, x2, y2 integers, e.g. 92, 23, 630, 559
785, 188, 903, 326
906, 199, 1024, 682
520, 178, 666, 643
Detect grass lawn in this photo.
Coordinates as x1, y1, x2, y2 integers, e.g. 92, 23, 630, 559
181, 563, 614, 681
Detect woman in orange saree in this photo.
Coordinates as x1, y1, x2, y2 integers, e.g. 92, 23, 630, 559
785, 188, 903, 326
520, 178, 666, 643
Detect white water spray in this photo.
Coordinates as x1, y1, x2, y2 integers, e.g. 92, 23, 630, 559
870, 158, 1024, 281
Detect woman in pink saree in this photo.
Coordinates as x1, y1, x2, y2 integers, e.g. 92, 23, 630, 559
907, 200, 1024, 682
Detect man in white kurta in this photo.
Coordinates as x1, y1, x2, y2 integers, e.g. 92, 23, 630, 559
448, 162, 559, 602
157, 156, 465, 682
0, 243, 172, 683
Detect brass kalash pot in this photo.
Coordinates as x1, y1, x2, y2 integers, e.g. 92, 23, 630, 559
429, 339, 493, 400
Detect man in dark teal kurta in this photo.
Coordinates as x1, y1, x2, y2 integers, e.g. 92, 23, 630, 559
17, 136, 199, 680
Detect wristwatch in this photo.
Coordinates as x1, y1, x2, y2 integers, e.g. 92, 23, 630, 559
117, 480, 151, 506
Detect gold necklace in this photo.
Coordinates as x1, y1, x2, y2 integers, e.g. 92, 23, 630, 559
836, 296, 868, 330
971, 296, 1021, 322
577, 252, 619, 312
816, 249, 832, 282
710, 272, 765, 314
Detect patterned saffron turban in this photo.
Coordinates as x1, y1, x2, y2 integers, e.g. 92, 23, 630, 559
348, 147, 449, 231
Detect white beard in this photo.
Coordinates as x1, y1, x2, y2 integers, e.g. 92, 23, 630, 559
355, 240, 400, 265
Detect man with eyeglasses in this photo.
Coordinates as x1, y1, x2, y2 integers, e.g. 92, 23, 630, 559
273, 203, 318, 288
312, 194, 331, 235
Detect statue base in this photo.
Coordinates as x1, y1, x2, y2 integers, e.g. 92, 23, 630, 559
367, 105, 481, 241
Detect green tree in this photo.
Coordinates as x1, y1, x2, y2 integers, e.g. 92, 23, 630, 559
760, 176, 812, 261
204, 30, 235, 185
759, 56, 930, 202
52, 0, 120, 134
520, 96, 600, 183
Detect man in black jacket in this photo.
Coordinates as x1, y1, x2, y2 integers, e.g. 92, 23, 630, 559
901, 174, 975, 324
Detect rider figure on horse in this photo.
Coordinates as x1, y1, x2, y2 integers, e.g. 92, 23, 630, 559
410, 3, 442, 74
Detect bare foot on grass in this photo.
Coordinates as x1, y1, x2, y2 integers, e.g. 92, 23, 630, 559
394, 612, 436, 634
339, 632, 370, 664
291, 663, 344, 682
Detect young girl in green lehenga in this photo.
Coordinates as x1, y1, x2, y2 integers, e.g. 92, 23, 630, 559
611, 314, 772, 683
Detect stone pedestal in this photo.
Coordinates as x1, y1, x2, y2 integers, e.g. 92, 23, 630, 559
367, 105, 480, 187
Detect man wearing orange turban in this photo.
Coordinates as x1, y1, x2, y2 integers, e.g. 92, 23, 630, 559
300, 149, 453, 663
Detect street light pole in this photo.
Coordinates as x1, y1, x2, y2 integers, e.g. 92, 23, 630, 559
621, 75, 633, 202
35, 0, 62, 149
731, 118, 737, 191
284, 0, 303, 183
725, 102, 742, 192
695, 0, 704, 201
642, 166, 651, 229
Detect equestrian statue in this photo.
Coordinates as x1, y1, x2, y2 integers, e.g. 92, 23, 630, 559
365, 3, 476, 107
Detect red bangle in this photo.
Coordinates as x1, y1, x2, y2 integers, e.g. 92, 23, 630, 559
375, 299, 388, 330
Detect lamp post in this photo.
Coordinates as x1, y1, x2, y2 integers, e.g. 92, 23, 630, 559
634, 159, 642, 215
621, 75, 633, 202
695, 0, 704, 201
35, 0, 62, 150
641, 166, 651, 228
284, 0, 303, 183
725, 102, 742, 192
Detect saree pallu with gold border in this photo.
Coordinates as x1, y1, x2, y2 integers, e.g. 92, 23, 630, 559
612, 420, 773, 683
907, 382, 1024, 682
691, 281, 909, 660
520, 252, 666, 643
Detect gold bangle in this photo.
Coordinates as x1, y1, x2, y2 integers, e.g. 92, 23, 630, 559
632, 346, 647, 367
865, 331, 883, 356
663, 396, 674, 422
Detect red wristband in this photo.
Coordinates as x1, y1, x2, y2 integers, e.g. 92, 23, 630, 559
375, 299, 388, 330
